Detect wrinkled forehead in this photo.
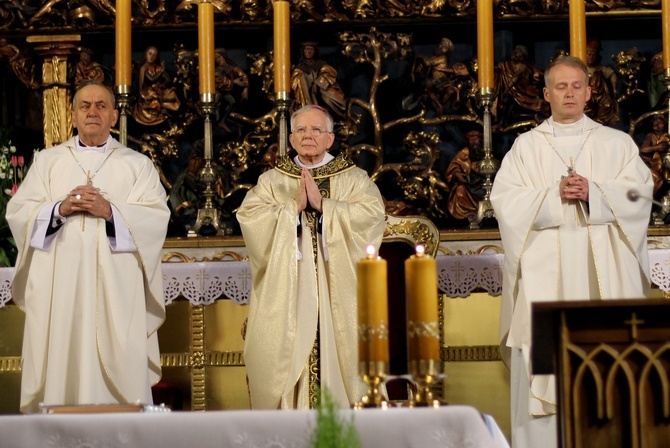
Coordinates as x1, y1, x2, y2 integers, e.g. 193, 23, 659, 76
74, 85, 115, 106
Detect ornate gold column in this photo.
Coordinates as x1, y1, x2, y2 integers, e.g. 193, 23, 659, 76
26, 35, 81, 149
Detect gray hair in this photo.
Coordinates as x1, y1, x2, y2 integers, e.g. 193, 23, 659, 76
72, 80, 116, 109
290, 105, 334, 133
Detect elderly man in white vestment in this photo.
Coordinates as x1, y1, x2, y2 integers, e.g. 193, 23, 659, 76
7, 80, 170, 414
490, 56, 652, 448
237, 105, 386, 409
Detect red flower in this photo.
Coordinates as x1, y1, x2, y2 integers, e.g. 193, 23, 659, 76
10, 156, 17, 167
10, 184, 18, 196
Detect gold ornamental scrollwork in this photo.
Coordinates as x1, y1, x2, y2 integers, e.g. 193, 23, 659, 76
189, 350, 206, 369
383, 217, 438, 256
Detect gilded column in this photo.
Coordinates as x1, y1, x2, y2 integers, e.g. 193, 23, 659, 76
27, 35, 81, 149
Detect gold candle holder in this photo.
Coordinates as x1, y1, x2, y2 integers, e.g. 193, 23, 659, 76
356, 360, 389, 408
188, 95, 225, 236
408, 359, 445, 408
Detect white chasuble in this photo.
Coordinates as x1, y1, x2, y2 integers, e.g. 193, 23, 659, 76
237, 154, 386, 409
7, 137, 169, 413
491, 117, 652, 417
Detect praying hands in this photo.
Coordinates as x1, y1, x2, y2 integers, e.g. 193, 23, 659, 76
560, 171, 589, 202
295, 168, 323, 213
60, 184, 113, 220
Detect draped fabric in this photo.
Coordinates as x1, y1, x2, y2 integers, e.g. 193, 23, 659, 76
7, 137, 169, 413
237, 154, 385, 409
490, 117, 652, 417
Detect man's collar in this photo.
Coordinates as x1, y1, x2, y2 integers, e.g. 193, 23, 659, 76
276, 152, 356, 179
76, 135, 110, 152
294, 152, 334, 169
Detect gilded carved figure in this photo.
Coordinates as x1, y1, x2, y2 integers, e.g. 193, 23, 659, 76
134, 46, 181, 126
640, 115, 670, 196
585, 38, 619, 126
493, 45, 548, 122
612, 48, 644, 105
214, 48, 249, 130
291, 41, 346, 117
407, 37, 470, 115
445, 130, 486, 220
74, 48, 106, 86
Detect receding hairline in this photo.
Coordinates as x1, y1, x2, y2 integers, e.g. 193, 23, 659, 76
72, 81, 116, 109
544, 56, 589, 86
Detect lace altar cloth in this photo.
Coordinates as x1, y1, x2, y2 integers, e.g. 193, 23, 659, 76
437, 253, 504, 297
1, 250, 669, 308
162, 261, 251, 305
0, 261, 252, 308
0, 406, 508, 448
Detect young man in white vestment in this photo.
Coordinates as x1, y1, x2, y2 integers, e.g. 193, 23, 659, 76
237, 105, 386, 409
7, 80, 170, 413
490, 56, 652, 447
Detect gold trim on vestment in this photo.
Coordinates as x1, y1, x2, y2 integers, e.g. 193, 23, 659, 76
275, 153, 356, 179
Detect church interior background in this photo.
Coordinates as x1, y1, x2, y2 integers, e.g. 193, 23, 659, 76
2, 0, 670, 442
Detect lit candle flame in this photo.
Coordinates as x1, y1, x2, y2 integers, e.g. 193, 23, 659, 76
415, 244, 425, 257
366, 245, 376, 259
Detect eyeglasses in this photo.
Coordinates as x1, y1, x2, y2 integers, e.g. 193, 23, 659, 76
292, 127, 331, 137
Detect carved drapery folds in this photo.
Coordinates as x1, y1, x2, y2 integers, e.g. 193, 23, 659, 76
0, 1, 668, 232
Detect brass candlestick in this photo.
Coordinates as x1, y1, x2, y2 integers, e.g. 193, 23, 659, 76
115, 85, 131, 146
275, 91, 292, 157
356, 360, 389, 408
408, 359, 444, 408
188, 94, 225, 236
469, 87, 499, 229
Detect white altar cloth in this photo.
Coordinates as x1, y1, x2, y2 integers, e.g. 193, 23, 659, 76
0, 406, 509, 448
1, 249, 669, 308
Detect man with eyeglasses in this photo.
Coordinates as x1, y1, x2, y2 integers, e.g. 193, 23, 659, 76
237, 104, 386, 409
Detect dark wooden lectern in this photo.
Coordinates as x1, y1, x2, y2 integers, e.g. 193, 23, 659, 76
532, 299, 670, 448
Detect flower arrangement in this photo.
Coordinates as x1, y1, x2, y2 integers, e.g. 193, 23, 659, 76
0, 130, 28, 267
